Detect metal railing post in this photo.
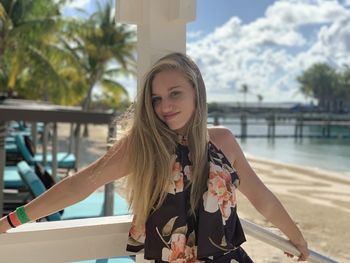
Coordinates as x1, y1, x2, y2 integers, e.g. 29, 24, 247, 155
51, 122, 58, 181
0, 121, 6, 216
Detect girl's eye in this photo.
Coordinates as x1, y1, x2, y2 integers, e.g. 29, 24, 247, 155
170, 91, 180, 97
152, 97, 160, 106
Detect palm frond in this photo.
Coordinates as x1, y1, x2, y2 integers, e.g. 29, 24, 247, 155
73, 7, 90, 18
9, 17, 56, 43
27, 46, 68, 88
101, 78, 128, 96
0, 3, 8, 22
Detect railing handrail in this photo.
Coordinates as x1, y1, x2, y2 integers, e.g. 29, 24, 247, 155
0, 216, 338, 263
241, 219, 338, 263
0, 215, 135, 263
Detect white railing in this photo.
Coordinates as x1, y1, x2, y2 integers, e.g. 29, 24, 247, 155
241, 219, 338, 263
0, 216, 134, 263
0, 216, 338, 263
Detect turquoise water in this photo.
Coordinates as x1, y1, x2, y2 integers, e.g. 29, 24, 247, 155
212, 121, 350, 175
237, 137, 350, 175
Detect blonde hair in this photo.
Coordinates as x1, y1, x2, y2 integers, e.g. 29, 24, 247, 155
124, 53, 208, 226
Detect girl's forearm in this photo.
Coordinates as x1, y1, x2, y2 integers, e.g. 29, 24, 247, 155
0, 171, 93, 233
24, 167, 98, 222
254, 189, 306, 244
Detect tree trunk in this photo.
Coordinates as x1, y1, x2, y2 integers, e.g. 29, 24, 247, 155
82, 71, 100, 137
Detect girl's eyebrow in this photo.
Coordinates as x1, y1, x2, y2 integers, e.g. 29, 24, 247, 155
152, 85, 181, 96
169, 85, 181, 90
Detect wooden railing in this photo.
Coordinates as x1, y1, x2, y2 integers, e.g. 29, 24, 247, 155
0, 216, 338, 263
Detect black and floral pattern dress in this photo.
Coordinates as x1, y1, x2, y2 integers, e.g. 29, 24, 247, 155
126, 141, 253, 263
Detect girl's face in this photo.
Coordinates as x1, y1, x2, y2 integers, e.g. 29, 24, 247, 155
151, 70, 196, 135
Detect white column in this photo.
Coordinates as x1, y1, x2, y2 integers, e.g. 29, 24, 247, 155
116, 0, 196, 90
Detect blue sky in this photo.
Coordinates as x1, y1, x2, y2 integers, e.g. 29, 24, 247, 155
62, 0, 350, 103
188, 0, 274, 32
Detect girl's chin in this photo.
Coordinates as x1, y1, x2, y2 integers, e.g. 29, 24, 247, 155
164, 120, 189, 134
172, 125, 187, 135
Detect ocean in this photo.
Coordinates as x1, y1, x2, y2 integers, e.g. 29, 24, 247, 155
210, 119, 350, 176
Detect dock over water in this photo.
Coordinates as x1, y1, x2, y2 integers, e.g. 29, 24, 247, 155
208, 102, 350, 138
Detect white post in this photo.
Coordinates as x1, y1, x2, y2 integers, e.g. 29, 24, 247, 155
116, 0, 196, 90
116, 2, 196, 260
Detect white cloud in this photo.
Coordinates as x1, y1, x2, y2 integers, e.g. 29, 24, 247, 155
265, 0, 347, 26
187, 0, 350, 103
63, 0, 90, 9
187, 30, 204, 40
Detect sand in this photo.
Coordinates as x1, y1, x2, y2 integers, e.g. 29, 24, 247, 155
56, 123, 349, 262
239, 156, 350, 262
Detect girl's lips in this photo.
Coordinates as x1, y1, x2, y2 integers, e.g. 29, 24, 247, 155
164, 112, 178, 121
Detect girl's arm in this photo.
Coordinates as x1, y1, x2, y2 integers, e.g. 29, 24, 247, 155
0, 136, 130, 233
210, 127, 309, 261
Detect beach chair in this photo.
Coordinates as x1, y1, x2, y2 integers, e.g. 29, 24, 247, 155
3, 165, 31, 215
14, 134, 76, 170
16, 161, 130, 220
16, 161, 134, 263
4, 163, 54, 189
3, 164, 53, 214
4, 166, 25, 188
3, 162, 65, 217
3, 188, 31, 216
9, 121, 44, 134
3, 162, 64, 218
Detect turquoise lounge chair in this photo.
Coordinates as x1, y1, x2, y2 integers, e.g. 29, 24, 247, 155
4, 163, 53, 189
5, 137, 15, 144
5, 142, 18, 154
4, 166, 24, 188
3, 188, 31, 216
15, 134, 76, 170
16, 161, 130, 220
9, 121, 44, 133
16, 161, 134, 263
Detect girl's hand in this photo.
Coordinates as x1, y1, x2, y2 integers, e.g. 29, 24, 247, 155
295, 240, 309, 261
285, 239, 309, 261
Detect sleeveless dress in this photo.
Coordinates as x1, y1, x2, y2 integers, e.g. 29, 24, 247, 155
126, 141, 253, 263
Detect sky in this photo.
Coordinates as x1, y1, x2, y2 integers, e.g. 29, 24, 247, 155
62, 0, 350, 103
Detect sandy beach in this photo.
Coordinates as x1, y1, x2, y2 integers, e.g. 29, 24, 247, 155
57, 123, 349, 262
239, 156, 350, 262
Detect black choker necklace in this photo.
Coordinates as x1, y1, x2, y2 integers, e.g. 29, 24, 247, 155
177, 134, 188, 145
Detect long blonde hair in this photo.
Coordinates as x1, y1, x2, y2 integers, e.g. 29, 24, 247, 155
125, 53, 208, 226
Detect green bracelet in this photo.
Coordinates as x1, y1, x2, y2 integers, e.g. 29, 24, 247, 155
16, 206, 30, 224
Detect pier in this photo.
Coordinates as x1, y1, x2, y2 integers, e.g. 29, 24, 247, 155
208, 103, 350, 138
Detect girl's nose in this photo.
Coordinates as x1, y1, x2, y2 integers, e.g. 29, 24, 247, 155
161, 98, 173, 113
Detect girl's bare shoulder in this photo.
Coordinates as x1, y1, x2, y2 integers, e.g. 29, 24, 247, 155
208, 126, 238, 163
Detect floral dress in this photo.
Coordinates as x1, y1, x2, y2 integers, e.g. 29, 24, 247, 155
126, 141, 253, 263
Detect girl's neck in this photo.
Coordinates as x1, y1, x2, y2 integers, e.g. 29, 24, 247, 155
177, 133, 188, 145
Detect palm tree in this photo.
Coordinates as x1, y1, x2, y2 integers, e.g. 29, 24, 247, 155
15, 44, 87, 104
337, 65, 350, 109
297, 63, 338, 110
64, 0, 136, 135
239, 84, 249, 107
257, 94, 263, 104
0, 0, 78, 99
